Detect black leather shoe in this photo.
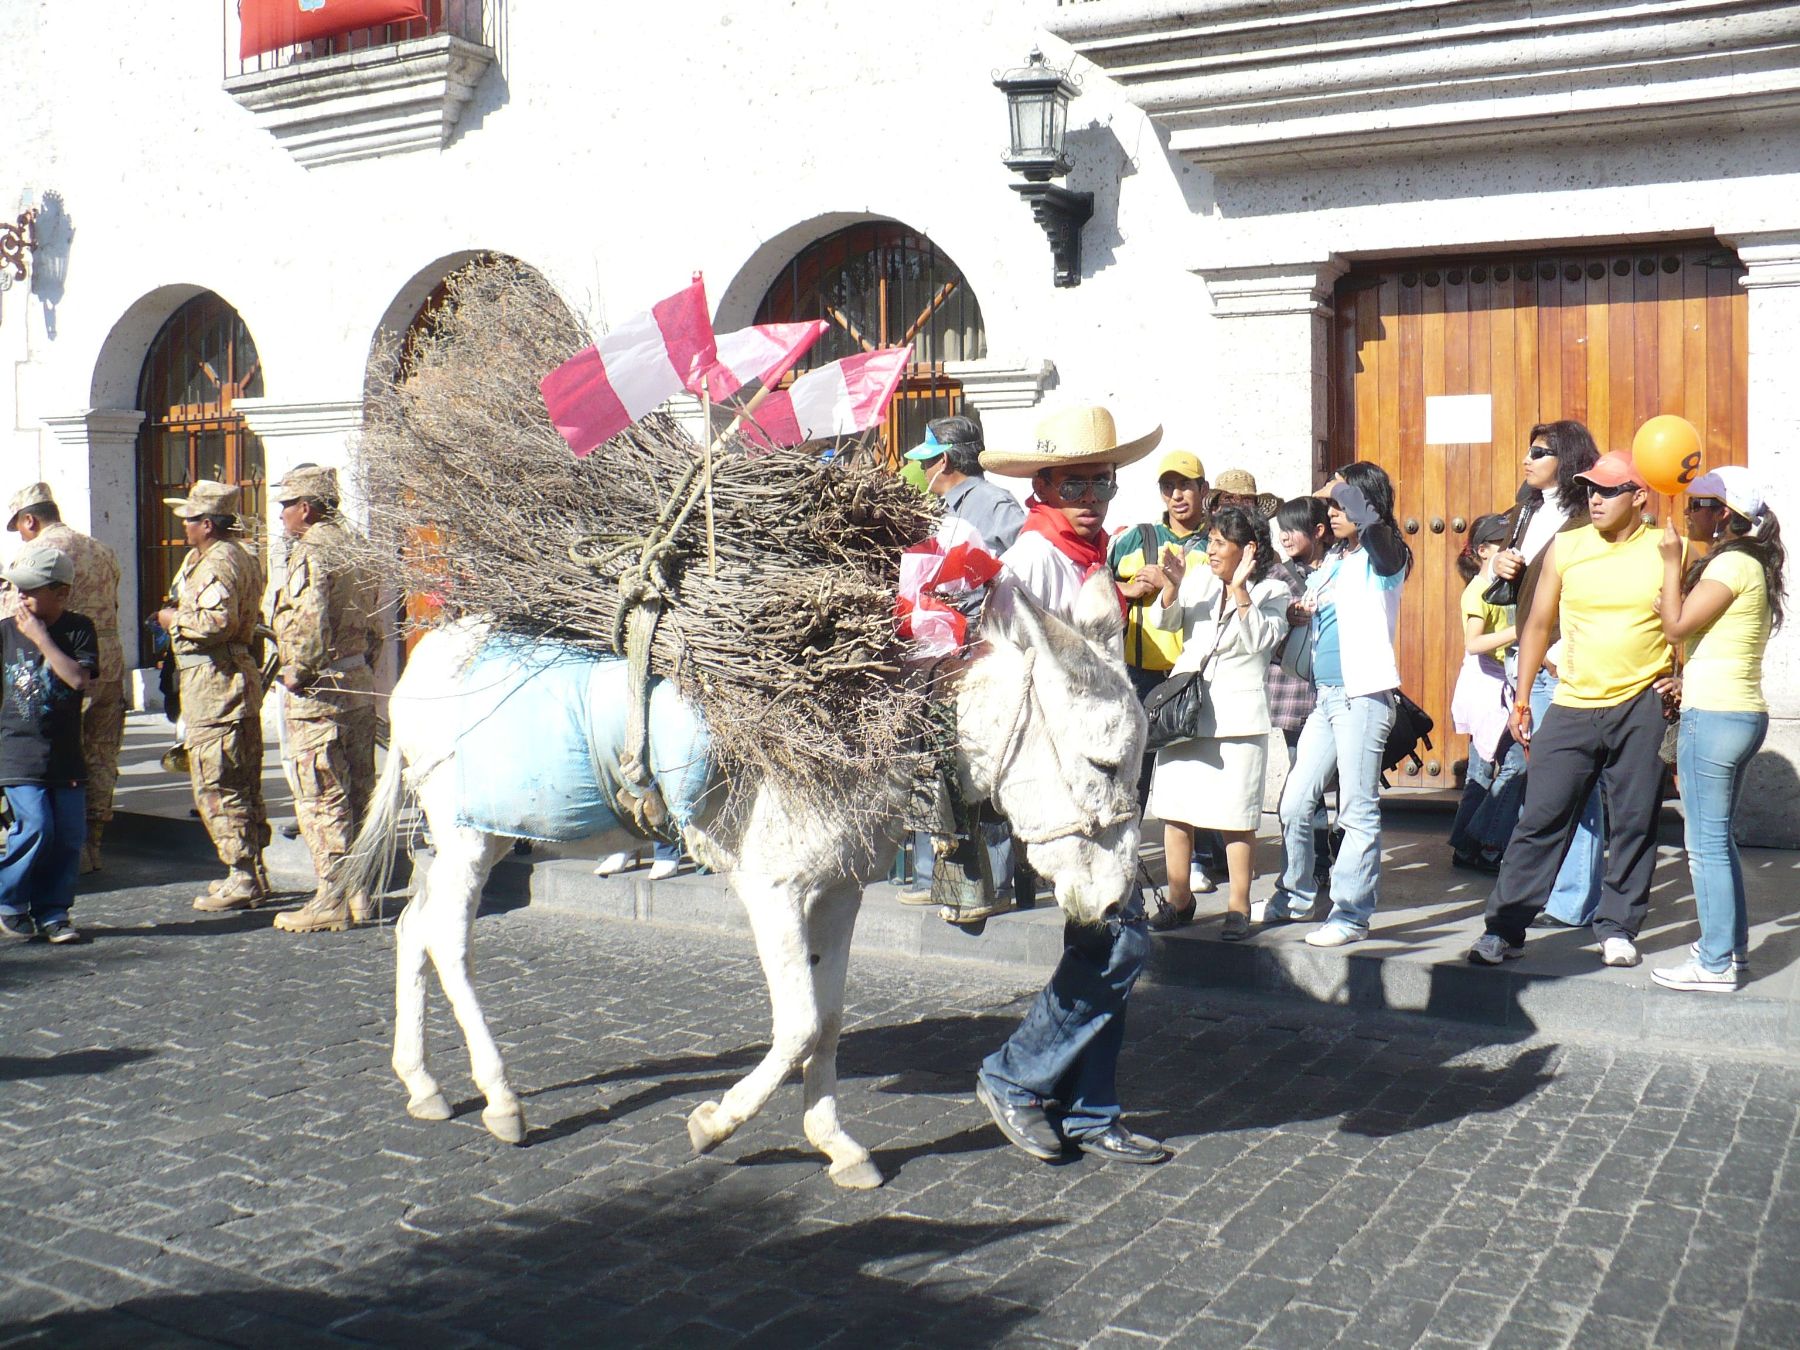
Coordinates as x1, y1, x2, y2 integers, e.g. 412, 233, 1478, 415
975, 1077, 1064, 1161
1074, 1124, 1170, 1165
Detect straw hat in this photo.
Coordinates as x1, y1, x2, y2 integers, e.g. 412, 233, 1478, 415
979, 404, 1162, 478
163, 480, 240, 519
1208, 468, 1281, 519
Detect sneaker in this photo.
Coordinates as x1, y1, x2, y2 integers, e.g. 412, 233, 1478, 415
39, 920, 82, 945
1251, 897, 1316, 926
1689, 942, 1749, 974
1651, 958, 1739, 993
593, 851, 639, 877
1467, 933, 1524, 965
1188, 867, 1218, 895
0, 913, 35, 940
1305, 922, 1367, 948
646, 859, 679, 881
1600, 936, 1641, 968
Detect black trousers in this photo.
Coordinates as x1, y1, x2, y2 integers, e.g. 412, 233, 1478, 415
1483, 684, 1667, 945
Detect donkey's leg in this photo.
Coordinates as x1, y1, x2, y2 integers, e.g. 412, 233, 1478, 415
801, 882, 880, 1189
393, 881, 450, 1122
687, 874, 822, 1155
415, 822, 522, 1143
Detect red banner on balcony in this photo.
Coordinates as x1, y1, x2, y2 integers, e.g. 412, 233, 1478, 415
239, 0, 428, 60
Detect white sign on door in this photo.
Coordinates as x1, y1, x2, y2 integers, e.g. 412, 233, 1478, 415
1424, 394, 1493, 445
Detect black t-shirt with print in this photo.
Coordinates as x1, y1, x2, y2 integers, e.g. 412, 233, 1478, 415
0, 611, 99, 786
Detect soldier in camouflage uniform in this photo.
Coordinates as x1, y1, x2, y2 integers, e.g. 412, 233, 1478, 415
6, 484, 125, 873
156, 481, 270, 910
265, 465, 384, 933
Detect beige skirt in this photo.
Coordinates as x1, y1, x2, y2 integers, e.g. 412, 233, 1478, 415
1148, 734, 1268, 831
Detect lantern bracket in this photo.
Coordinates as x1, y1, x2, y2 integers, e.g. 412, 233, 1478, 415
1011, 184, 1093, 289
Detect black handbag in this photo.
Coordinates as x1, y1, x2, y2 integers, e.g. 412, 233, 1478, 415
1142, 610, 1234, 751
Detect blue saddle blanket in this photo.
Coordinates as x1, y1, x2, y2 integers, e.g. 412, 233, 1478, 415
449, 635, 713, 843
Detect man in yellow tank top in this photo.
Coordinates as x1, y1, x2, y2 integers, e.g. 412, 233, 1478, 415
1468, 453, 1677, 970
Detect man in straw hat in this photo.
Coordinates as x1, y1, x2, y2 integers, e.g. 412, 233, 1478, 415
265, 465, 385, 933
1209, 466, 1283, 523
156, 480, 271, 911
7, 482, 124, 873
971, 402, 1172, 1167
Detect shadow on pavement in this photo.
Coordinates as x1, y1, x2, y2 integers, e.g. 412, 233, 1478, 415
0, 1047, 158, 1081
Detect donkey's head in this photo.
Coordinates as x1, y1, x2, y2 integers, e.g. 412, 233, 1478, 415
957, 570, 1146, 925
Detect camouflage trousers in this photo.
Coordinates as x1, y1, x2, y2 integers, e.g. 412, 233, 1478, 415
286, 706, 377, 887
187, 719, 268, 868
82, 678, 126, 827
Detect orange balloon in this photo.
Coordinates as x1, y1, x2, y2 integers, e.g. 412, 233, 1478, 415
1631, 415, 1704, 495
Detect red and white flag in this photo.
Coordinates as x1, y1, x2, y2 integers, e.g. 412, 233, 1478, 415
897, 517, 1005, 657
239, 0, 424, 60
693, 321, 829, 403
540, 277, 717, 457
742, 348, 912, 450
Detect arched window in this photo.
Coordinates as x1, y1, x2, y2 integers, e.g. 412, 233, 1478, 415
135, 294, 265, 619
756, 222, 986, 465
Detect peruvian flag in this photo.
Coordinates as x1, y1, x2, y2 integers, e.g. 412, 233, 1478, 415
741, 348, 912, 450
239, 0, 425, 60
693, 321, 830, 403
540, 277, 717, 457
897, 517, 1005, 657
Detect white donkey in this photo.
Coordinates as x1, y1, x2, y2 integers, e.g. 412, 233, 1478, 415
340, 570, 1145, 1189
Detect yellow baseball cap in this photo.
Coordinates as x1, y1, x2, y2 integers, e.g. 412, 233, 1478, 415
1156, 450, 1206, 483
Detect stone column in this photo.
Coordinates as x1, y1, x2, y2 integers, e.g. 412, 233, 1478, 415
1722, 231, 1800, 846
41, 408, 145, 665
1194, 259, 1349, 493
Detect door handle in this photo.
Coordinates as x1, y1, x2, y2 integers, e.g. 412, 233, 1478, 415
1404, 518, 1420, 534
1452, 516, 1467, 533
1430, 517, 1446, 534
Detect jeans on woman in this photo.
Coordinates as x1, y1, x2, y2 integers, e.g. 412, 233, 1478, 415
1530, 668, 1604, 926
1677, 708, 1766, 973
0, 785, 86, 926
1272, 686, 1395, 930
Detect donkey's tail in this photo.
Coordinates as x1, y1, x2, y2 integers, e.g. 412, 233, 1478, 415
334, 744, 412, 922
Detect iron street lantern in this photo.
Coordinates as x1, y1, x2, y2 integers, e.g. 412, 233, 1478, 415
995, 48, 1093, 287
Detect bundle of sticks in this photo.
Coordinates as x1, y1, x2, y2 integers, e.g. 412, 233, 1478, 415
353, 261, 942, 803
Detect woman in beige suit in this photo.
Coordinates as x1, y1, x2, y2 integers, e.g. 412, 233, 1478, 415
1145, 505, 1291, 938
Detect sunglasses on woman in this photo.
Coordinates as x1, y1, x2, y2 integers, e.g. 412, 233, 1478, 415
1684, 497, 1725, 514
1526, 444, 1556, 460
1052, 477, 1120, 503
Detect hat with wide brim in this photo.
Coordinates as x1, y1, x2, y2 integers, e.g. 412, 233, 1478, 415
979, 404, 1162, 478
1206, 487, 1283, 520
163, 479, 241, 519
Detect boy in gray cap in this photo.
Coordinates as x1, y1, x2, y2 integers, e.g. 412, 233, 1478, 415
0, 545, 99, 943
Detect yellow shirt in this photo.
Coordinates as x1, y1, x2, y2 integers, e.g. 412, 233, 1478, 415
1109, 521, 1207, 673
1459, 572, 1512, 662
1682, 550, 1770, 713
1552, 522, 1672, 708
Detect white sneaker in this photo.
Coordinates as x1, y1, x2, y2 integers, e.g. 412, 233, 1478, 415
1305, 923, 1367, 948
1651, 958, 1739, 993
1250, 897, 1316, 925
646, 859, 679, 881
594, 851, 639, 877
1189, 866, 1217, 894
1467, 933, 1524, 966
1600, 936, 1641, 968
1689, 941, 1749, 974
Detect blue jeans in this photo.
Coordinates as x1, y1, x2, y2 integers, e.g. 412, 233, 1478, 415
1273, 686, 1395, 929
1677, 709, 1766, 973
1451, 732, 1528, 855
0, 785, 86, 926
980, 896, 1149, 1140
1530, 669, 1604, 925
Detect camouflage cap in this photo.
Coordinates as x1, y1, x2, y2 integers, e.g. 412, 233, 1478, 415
272, 464, 340, 505
163, 480, 240, 519
5, 481, 55, 532
2, 544, 74, 590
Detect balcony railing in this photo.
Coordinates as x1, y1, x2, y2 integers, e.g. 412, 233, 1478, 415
226, 0, 494, 78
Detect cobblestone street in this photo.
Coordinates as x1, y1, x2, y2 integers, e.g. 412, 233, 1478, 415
1, 852, 1795, 1348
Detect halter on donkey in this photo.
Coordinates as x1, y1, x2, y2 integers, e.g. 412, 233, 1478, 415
334, 567, 1146, 1189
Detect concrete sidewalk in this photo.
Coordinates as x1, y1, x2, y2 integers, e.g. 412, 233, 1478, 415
105, 714, 1799, 1054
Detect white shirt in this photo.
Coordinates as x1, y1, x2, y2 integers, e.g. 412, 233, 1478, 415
996, 530, 1090, 620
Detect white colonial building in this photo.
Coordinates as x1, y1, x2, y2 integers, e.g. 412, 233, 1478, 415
5, 1, 1798, 842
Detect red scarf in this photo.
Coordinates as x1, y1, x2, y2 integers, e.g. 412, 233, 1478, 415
1018, 498, 1127, 613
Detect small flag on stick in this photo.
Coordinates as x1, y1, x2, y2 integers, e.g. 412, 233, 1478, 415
742, 348, 912, 450
695, 321, 830, 404
540, 276, 717, 457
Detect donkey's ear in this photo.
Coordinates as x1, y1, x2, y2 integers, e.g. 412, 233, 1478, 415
1072, 570, 1125, 650
983, 574, 1051, 651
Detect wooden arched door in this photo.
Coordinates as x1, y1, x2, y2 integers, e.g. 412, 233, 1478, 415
1328, 242, 1748, 788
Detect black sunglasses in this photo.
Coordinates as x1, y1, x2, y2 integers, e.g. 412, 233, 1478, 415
1584, 481, 1637, 500
1526, 445, 1556, 460
1684, 498, 1724, 514
1053, 478, 1120, 503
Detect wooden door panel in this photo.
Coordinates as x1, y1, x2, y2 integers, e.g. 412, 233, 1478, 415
1330, 244, 1748, 789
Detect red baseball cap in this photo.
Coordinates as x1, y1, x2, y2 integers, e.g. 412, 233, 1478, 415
1573, 452, 1648, 491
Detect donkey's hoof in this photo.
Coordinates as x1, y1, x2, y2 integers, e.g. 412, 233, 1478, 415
829, 1157, 884, 1190
687, 1101, 726, 1154
483, 1104, 527, 1145
406, 1091, 452, 1121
